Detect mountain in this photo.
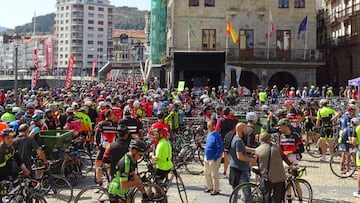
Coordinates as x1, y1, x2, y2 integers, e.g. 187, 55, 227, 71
13, 6, 146, 34
0, 26, 8, 32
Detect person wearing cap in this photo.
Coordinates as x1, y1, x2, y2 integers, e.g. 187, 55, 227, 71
44, 108, 58, 130
75, 106, 93, 136
119, 107, 142, 141
0, 128, 31, 182
265, 108, 288, 137
63, 107, 76, 130
284, 99, 304, 134
95, 109, 118, 187
151, 127, 173, 184
277, 118, 304, 166
13, 124, 49, 170
316, 99, 341, 162
216, 107, 238, 177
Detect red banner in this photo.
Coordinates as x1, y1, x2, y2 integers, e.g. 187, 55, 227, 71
42, 35, 54, 68
91, 60, 96, 81
32, 48, 39, 90
65, 55, 75, 88
107, 70, 112, 81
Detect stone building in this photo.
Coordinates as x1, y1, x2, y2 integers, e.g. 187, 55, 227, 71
162, 0, 325, 90
319, 0, 360, 88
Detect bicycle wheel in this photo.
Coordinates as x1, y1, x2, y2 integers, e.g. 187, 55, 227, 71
41, 174, 74, 203
329, 150, 356, 178
185, 148, 204, 175
131, 183, 167, 203
79, 149, 94, 175
61, 157, 81, 186
228, 182, 262, 203
176, 174, 188, 203
305, 139, 321, 158
285, 179, 313, 203
74, 185, 110, 203
27, 193, 47, 203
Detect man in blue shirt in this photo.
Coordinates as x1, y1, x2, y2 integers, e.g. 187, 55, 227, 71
204, 119, 223, 195
229, 122, 256, 202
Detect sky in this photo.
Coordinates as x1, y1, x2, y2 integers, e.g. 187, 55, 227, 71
0, 0, 150, 29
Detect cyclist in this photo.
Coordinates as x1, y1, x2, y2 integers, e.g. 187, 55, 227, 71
243, 112, 259, 149
0, 128, 31, 181
95, 109, 118, 187
103, 124, 130, 180
352, 115, 360, 197
108, 140, 147, 203
0, 104, 15, 123
315, 99, 341, 162
148, 111, 170, 146
284, 100, 304, 134
119, 107, 142, 141
151, 127, 173, 184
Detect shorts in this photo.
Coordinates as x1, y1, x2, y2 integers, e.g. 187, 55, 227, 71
339, 143, 352, 152
320, 128, 334, 141
96, 146, 105, 161
304, 123, 314, 132
155, 168, 171, 183
109, 194, 126, 203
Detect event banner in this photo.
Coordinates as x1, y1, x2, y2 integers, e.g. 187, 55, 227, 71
91, 60, 96, 81
65, 55, 75, 88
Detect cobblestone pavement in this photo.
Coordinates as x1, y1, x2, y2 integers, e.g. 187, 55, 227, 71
44, 152, 358, 203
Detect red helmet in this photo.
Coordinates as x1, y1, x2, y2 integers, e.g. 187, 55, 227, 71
347, 104, 356, 111
284, 100, 294, 106
152, 128, 167, 135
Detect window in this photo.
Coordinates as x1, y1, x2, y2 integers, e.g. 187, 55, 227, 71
88, 40, 94, 45
89, 6, 94, 10
189, 0, 199, 6
278, 0, 289, 8
294, 0, 305, 8
202, 29, 216, 50
276, 30, 291, 50
88, 20, 94, 24
239, 30, 254, 49
205, 0, 215, 7
88, 13, 94, 17
98, 7, 104, 11
98, 21, 104, 25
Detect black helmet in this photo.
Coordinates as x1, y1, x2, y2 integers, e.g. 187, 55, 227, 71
117, 124, 128, 137
157, 110, 164, 119
129, 140, 146, 153
0, 128, 15, 137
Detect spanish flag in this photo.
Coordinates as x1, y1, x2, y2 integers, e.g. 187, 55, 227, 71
227, 21, 239, 43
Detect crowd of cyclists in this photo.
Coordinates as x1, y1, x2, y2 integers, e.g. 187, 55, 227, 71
0, 80, 359, 202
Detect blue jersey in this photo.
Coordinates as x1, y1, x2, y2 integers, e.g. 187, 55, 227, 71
340, 113, 352, 130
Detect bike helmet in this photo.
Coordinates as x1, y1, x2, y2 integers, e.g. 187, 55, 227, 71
157, 110, 165, 118
223, 107, 233, 116
133, 100, 140, 108
129, 140, 146, 153
32, 113, 43, 122
277, 118, 291, 126
66, 107, 74, 114
5, 104, 13, 111
347, 104, 356, 111
0, 128, 15, 137
261, 105, 270, 112
152, 127, 167, 135
284, 100, 294, 106
274, 109, 287, 117
319, 99, 329, 106
117, 124, 129, 137
246, 112, 258, 123
203, 97, 211, 105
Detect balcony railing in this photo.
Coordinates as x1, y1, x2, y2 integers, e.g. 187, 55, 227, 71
170, 47, 326, 62
324, 2, 360, 25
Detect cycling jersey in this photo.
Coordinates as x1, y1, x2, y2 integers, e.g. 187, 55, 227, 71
155, 138, 173, 171
108, 153, 137, 199
95, 120, 118, 148
279, 131, 304, 163
0, 144, 24, 180
103, 137, 129, 179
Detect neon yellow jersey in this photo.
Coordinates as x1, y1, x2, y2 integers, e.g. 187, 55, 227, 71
354, 125, 360, 150
258, 92, 267, 102
155, 138, 173, 171
317, 106, 335, 120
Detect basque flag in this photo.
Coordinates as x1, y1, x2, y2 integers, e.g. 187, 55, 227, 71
297, 16, 308, 39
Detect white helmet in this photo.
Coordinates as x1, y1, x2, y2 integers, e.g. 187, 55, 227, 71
133, 100, 140, 108
246, 112, 258, 123
319, 99, 328, 106
203, 97, 211, 104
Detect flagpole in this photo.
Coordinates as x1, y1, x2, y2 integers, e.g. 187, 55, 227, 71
32, 12, 36, 91
226, 16, 229, 62
303, 17, 308, 60
267, 10, 271, 60
187, 21, 191, 51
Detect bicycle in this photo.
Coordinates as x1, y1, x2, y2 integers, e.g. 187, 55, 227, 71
229, 167, 313, 203
329, 148, 356, 178
131, 162, 188, 203
1, 174, 46, 203
31, 161, 73, 203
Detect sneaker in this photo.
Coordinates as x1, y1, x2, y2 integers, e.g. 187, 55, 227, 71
319, 157, 327, 162
353, 191, 360, 198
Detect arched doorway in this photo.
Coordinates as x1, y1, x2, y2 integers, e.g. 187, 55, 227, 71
239, 71, 260, 91
268, 71, 298, 89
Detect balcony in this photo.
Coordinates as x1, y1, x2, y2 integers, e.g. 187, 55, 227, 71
324, 2, 360, 25
170, 47, 326, 63
325, 33, 360, 47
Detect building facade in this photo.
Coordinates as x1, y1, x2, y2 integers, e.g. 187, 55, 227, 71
165, 0, 325, 90
319, 0, 360, 88
54, 0, 114, 77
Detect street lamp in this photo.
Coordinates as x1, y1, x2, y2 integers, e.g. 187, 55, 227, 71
12, 33, 20, 105
131, 46, 137, 85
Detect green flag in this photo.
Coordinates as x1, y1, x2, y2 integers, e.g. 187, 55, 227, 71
187, 21, 196, 38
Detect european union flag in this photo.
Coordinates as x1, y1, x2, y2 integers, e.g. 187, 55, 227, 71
297, 16, 308, 39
